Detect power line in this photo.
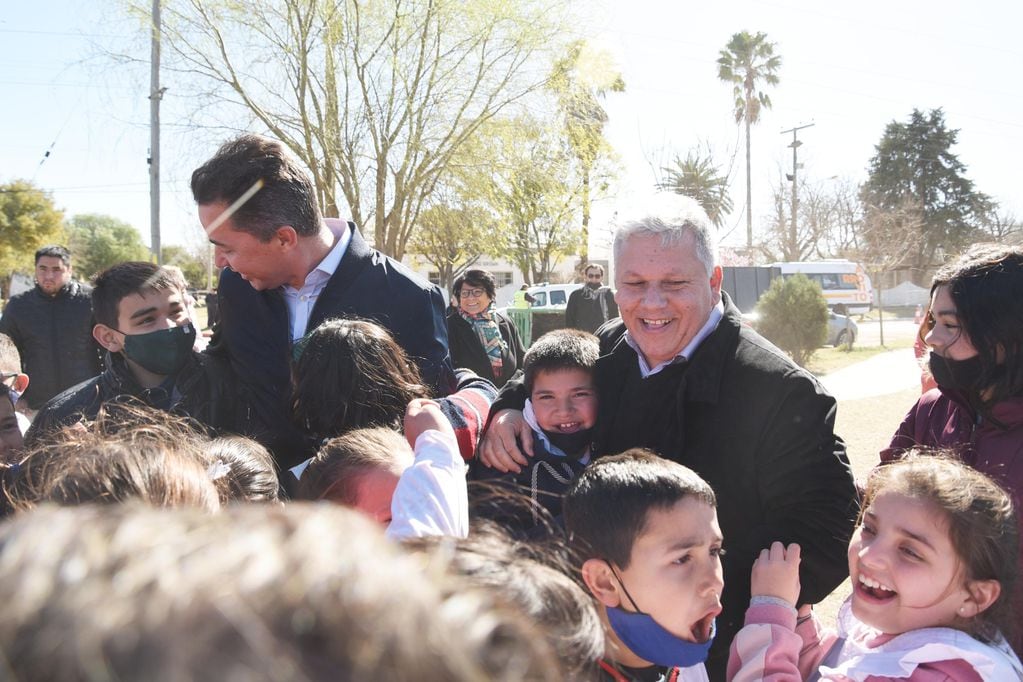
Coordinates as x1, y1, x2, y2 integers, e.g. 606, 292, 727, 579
0, 28, 128, 38
0, 80, 137, 90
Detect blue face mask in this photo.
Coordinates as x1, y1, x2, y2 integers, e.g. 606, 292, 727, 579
605, 566, 716, 669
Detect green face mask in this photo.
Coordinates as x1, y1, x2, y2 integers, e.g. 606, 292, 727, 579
120, 323, 196, 376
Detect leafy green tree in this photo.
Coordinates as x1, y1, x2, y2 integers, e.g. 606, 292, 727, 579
658, 148, 733, 228
407, 200, 497, 293
161, 245, 209, 290
754, 273, 828, 367
717, 31, 782, 250
0, 181, 66, 285
66, 214, 151, 281
549, 40, 624, 266
483, 118, 583, 283
150, 0, 566, 259
861, 108, 993, 283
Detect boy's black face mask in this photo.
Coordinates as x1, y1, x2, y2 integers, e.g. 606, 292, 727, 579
119, 324, 196, 376
545, 426, 594, 460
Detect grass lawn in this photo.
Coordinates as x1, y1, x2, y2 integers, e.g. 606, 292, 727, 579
806, 338, 914, 376
813, 386, 921, 629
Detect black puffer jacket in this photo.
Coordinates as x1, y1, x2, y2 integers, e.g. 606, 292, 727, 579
0, 282, 102, 409
25, 351, 239, 447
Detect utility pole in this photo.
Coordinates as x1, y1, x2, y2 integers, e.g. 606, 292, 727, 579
149, 0, 164, 264
781, 123, 814, 259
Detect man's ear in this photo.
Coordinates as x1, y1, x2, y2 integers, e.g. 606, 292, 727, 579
11, 374, 28, 393
274, 225, 299, 250
709, 265, 723, 300
962, 578, 1001, 618
93, 324, 124, 353
581, 558, 624, 608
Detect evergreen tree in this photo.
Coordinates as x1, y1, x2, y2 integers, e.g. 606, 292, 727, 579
861, 108, 993, 282
754, 273, 828, 368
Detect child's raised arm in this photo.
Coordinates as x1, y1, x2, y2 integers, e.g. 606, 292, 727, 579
387, 399, 468, 540
751, 541, 801, 606
403, 399, 455, 446
729, 542, 836, 681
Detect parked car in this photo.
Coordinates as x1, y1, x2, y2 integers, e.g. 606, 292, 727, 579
740, 310, 858, 348
525, 282, 583, 310
827, 311, 858, 347
495, 282, 584, 320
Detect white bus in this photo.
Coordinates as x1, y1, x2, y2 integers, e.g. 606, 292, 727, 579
772, 260, 873, 315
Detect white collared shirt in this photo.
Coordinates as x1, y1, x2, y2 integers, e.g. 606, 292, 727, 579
281, 218, 352, 342
624, 301, 725, 378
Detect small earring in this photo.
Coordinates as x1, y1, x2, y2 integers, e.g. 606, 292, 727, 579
958, 606, 966, 615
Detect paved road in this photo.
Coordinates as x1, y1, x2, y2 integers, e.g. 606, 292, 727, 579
851, 318, 919, 347
820, 347, 921, 401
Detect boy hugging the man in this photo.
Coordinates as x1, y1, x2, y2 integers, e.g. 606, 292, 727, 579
564, 450, 724, 682
470, 329, 599, 529
26, 262, 237, 445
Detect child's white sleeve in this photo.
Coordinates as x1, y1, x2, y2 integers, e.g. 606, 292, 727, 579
385, 429, 468, 540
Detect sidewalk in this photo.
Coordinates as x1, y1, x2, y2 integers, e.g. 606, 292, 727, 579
818, 348, 921, 401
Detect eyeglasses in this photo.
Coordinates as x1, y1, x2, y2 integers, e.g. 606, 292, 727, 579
0, 372, 17, 390
586, 274, 602, 280
459, 288, 486, 299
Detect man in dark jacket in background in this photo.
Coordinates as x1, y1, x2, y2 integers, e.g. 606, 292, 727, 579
0, 246, 102, 410
565, 263, 618, 334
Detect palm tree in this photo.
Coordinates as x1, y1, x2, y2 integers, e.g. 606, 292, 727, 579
658, 149, 733, 228
717, 31, 782, 250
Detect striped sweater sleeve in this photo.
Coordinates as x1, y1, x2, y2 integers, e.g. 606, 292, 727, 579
437, 370, 497, 461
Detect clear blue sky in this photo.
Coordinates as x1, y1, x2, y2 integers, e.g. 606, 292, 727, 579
3, 0, 1021, 254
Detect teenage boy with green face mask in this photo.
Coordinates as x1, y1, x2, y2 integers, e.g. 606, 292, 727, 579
25, 262, 238, 446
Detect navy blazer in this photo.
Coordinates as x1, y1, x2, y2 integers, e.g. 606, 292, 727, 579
211, 222, 455, 469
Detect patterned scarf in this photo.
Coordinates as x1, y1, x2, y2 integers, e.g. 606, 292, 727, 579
459, 305, 506, 378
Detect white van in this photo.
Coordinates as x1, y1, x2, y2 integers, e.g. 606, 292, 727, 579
525, 282, 583, 310
772, 260, 873, 315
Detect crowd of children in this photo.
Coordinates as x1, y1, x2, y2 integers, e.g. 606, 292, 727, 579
0, 258, 1021, 681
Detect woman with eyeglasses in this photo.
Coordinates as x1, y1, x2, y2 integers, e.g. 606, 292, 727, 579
881, 243, 1023, 654
447, 270, 525, 389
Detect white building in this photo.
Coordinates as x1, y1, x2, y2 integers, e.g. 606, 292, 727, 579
403, 254, 604, 307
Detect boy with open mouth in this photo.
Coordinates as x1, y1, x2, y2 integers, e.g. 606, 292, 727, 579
564, 450, 724, 681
